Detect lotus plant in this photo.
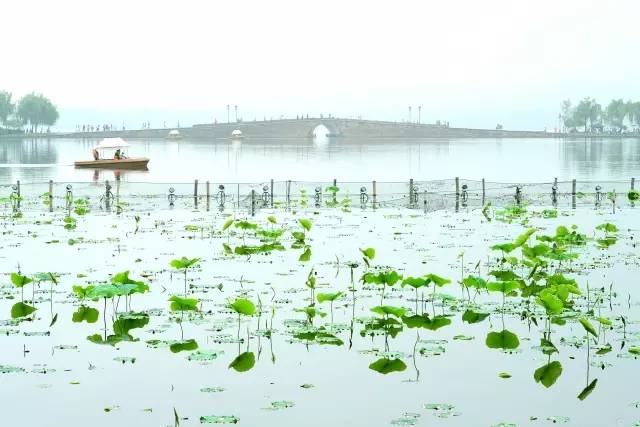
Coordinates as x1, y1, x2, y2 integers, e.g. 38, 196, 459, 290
170, 257, 201, 295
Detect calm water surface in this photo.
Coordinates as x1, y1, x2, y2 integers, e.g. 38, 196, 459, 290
0, 137, 639, 183
1, 206, 639, 426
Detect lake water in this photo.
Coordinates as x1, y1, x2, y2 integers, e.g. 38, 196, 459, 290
0, 137, 639, 184
1, 202, 639, 427
2, 135, 640, 426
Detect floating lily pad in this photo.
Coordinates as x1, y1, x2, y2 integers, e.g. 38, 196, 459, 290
0, 365, 25, 374
265, 400, 295, 410
187, 349, 224, 361
201, 387, 226, 393
199, 415, 239, 424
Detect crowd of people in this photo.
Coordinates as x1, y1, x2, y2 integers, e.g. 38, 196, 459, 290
75, 121, 179, 133
76, 124, 123, 132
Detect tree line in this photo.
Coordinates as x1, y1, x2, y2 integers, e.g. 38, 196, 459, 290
562, 98, 640, 133
0, 90, 59, 134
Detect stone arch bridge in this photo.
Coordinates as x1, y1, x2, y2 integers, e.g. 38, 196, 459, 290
60, 118, 555, 139
187, 118, 552, 139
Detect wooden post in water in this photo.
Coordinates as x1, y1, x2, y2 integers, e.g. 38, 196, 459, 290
423, 190, 427, 213
194, 179, 199, 208
454, 177, 460, 212
481, 178, 486, 205
571, 179, 577, 209
286, 180, 291, 207
105, 180, 111, 211
409, 178, 414, 207
332, 178, 337, 204
270, 179, 274, 208
250, 189, 256, 216
48, 180, 53, 212
16, 180, 21, 209
632, 177, 636, 190
372, 180, 377, 209
237, 184, 240, 210
205, 181, 210, 211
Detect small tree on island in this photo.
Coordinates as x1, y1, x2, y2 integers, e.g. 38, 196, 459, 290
0, 90, 14, 128
16, 92, 59, 133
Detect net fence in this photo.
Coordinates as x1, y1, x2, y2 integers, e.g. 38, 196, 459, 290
0, 178, 637, 215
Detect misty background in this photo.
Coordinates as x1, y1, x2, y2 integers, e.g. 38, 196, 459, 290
2, 0, 639, 131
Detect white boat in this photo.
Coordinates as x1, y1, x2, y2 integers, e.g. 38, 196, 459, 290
231, 129, 244, 140
74, 138, 149, 170
167, 129, 182, 140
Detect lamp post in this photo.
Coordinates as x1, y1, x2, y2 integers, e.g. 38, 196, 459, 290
408, 106, 412, 123
418, 106, 421, 124
235, 105, 238, 122
226, 105, 230, 123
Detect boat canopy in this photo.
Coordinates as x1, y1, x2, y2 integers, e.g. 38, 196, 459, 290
95, 137, 130, 150
168, 129, 181, 135
231, 129, 243, 136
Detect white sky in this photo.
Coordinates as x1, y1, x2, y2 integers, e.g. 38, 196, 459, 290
1, 0, 639, 130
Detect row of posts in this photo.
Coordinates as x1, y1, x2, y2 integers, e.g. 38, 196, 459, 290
8, 180, 116, 214
4, 177, 637, 214
185, 177, 637, 214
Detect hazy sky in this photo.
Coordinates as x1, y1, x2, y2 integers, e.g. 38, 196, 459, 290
2, 0, 639, 130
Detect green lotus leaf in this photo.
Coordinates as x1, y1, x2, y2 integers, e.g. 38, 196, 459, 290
317, 292, 344, 304
461, 276, 487, 289
229, 298, 256, 316
170, 256, 201, 270
579, 318, 598, 337
169, 339, 199, 353
370, 305, 406, 318
298, 247, 312, 262
298, 218, 312, 232
11, 273, 33, 288
462, 310, 489, 324
369, 358, 407, 375
534, 361, 562, 388
169, 295, 199, 312
11, 302, 37, 319
72, 306, 99, 323
360, 247, 375, 260
402, 314, 452, 330
228, 352, 256, 372
577, 378, 598, 401
486, 329, 520, 350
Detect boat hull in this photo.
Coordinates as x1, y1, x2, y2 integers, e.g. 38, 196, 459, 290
74, 158, 150, 170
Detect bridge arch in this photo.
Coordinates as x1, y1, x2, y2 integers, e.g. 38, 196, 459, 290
307, 119, 342, 138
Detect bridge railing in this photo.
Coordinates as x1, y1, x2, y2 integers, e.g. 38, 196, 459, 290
0, 177, 637, 216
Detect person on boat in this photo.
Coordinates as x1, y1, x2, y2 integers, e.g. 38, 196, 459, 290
114, 149, 122, 160
92, 148, 100, 160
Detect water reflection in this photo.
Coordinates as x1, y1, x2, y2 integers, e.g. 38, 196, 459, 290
0, 136, 639, 183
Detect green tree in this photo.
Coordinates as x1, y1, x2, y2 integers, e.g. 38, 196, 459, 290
561, 99, 577, 131
589, 100, 603, 131
0, 90, 14, 127
16, 93, 59, 133
626, 101, 640, 129
604, 99, 627, 132
574, 97, 602, 132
